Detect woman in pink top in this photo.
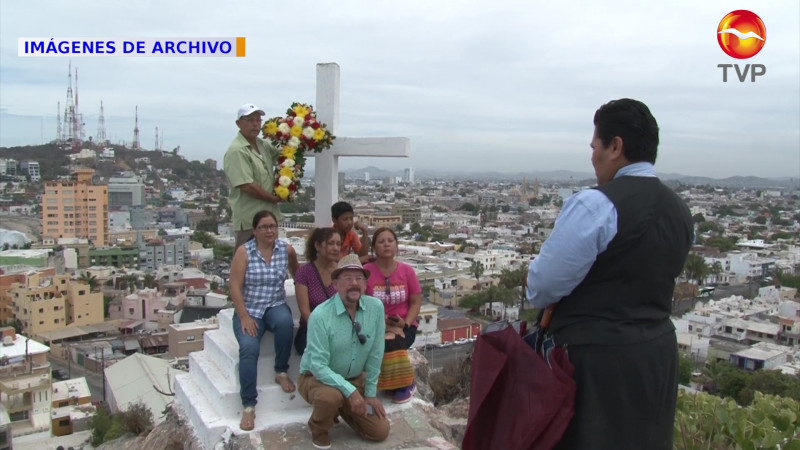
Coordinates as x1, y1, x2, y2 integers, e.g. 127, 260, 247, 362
364, 227, 422, 403
293, 228, 341, 354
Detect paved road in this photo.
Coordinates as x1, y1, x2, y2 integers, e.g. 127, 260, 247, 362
48, 354, 107, 403
713, 283, 754, 299
421, 342, 474, 371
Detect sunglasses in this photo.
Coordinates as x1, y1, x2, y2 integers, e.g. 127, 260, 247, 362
352, 320, 367, 345
384, 277, 391, 298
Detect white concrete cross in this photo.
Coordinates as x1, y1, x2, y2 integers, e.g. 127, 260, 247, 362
310, 63, 410, 227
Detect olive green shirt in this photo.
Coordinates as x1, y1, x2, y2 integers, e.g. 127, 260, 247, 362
223, 132, 282, 231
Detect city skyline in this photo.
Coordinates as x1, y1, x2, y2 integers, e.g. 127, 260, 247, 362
0, 0, 798, 178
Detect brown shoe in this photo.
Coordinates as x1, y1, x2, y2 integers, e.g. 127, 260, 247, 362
312, 432, 331, 449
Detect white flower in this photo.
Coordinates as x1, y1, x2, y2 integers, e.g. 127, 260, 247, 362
288, 137, 301, 148
293, 116, 304, 126
279, 176, 293, 187
302, 127, 315, 139
277, 123, 291, 134
282, 158, 295, 168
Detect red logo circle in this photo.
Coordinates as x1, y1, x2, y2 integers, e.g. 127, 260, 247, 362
717, 10, 766, 59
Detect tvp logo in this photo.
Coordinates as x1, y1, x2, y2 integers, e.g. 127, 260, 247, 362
717, 10, 766, 82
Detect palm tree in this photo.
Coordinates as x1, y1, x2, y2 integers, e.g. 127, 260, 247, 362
498, 267, 527, 290
78, 273, 98, 292
142, 273, 158, 289
710, 261, 723, 285
486, 285, 516, 320
683, 253, 710, 285
124, 273, 140, 293
469, 260, 485, 290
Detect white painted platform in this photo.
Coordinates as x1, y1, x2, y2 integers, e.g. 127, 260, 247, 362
174, 285, 406, 449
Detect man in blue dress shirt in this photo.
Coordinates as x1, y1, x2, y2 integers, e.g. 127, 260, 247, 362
526, 99, 693, 449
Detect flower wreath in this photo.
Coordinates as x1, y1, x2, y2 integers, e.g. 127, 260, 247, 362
261, 103, 335, 201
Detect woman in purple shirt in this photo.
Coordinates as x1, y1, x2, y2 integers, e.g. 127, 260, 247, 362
293, 227, 341, 354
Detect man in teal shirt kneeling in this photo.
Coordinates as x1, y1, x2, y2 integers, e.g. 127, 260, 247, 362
298, 254, 389, 449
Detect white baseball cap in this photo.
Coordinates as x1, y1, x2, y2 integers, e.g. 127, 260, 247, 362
237, 103, 265, 120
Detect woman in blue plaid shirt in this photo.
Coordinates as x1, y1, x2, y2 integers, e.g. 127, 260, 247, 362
229, 210, 299, 431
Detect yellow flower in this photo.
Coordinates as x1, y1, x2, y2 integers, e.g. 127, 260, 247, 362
292, 105, 309, 118
275, 186, 290, 200
279, 166, 295, 178
281, 146, 297, 159
290, 125, 303, 138
313, 128, 327, 141
263, 121, 278, 136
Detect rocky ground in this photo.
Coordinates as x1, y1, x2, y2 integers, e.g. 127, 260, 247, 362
94, 350, 471, 450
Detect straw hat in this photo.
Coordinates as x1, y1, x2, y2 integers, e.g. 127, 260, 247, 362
331, 254, 370, 279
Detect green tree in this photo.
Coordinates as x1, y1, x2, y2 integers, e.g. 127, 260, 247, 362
103, 295, 114, 318
90, 406, 113, 447
678, 352, 694, 385
710, 261, 723, 284
706, 236, 738, 252
142, 273, 158, 289
192, 230, 216, 248
692, 213, 706, 223
78, 272, 99, 292
123, 273, 139, 293
469, 260, 485, 288
498, 267, 527, 290
485, 284, 516, 320
697, 221, 724, 234
683, 253, 710, 285
460, 202, 478, 213
459, 291, 486, 312
196, 218, 218, 234
214, 244, 235, 260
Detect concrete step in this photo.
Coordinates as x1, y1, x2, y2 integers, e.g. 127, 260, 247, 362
187, 349, 307, 419
202, 326, 303, 389
174, 372, 228, 450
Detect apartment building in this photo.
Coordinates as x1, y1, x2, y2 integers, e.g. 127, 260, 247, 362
138, 237, 189, 272
4, 272, 102, 336
168, 318, 218, 358
41, 168, 108, 246
358, 213, 403, 229
107, 172, 145, 210
0, 327, 52, 438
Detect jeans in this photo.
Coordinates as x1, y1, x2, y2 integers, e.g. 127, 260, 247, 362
232, 303, 294, 407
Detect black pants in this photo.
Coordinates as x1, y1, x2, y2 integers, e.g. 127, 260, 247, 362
554, 332, 678, 450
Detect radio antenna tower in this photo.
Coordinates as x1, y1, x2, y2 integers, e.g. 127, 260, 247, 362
72, 68, 82, 152
155, 126, 159, 151
56, 102, 63, 145
97, 101, 107, 146
132, 106, 140, 150
63, 62, 76, 147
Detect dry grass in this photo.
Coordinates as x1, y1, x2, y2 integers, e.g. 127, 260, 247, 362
429, 353, 472, 406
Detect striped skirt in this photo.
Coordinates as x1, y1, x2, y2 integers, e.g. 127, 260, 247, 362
378, 335, 415, 391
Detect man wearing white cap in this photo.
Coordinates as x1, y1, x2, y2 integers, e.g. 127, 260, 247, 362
223, 103, 284, 250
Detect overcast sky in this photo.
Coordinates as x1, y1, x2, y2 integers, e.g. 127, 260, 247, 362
1, 0, 798, 179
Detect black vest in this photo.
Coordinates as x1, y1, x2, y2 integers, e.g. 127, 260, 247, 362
549, 176, 693, 346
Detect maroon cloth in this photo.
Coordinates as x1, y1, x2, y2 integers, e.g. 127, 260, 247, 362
463, 327, 576, 450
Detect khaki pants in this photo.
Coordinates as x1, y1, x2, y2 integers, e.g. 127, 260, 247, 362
298, 372, 390, 442
234, 229, 254, 251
